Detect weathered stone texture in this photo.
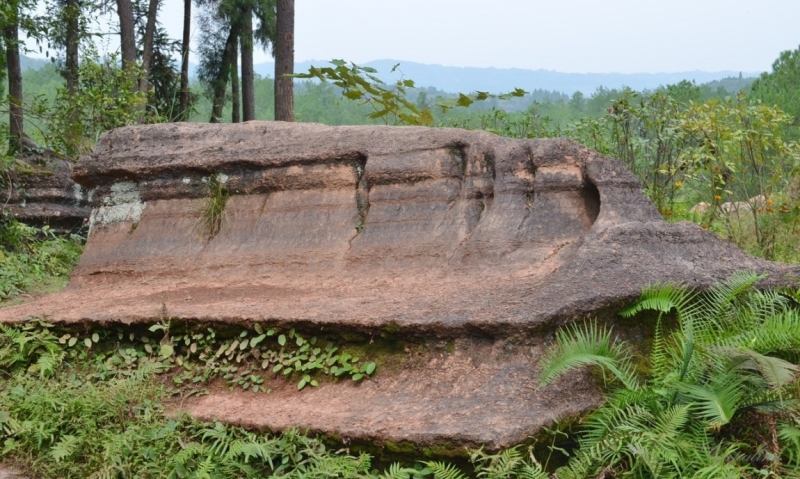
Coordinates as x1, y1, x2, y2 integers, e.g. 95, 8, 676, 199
3, 156, 90, 232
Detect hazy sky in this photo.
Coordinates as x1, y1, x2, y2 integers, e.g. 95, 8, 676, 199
29, 0, 800, 73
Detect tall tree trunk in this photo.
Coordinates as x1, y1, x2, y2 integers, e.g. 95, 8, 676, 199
231, 36, 240, 123
139, 0, 160, 94
210, 27, 237, 123
3, 1, 24, 155
241, 7, 254, 122
274, 0, 293, 122
179, 0, 191, 120
64, 0, 80, 95
116, 0, 137, 72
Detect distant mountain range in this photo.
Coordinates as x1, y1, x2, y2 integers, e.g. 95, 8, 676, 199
23, 54, 760, 95
251, 59, 761, 95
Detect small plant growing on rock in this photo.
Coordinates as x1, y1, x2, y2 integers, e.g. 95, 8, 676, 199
0, 320, 377, 397
198, 173, 229, 240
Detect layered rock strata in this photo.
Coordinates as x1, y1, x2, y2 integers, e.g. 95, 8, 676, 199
3, 156, 90, 232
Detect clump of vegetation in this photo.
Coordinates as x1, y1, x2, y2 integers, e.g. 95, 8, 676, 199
540, 271, 800, 477
0, 320, 376, 395
25, 52, 147, 157
198, 173, 230, 241
0, 216, 84, 302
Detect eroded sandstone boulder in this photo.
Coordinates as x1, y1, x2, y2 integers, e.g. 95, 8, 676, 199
2, 122, 798, 449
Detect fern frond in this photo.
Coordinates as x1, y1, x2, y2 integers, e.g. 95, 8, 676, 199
539, 321, 638, 390
677, 374, 744, 429
379, 462, 417, 479
652, 404, 691, 439
472, 445, 523, 477
619, 281, 695, 319
424, 461, 468, 479
779, 422, 800, 466
50, 434, 81, 462
717, 346, 800, 391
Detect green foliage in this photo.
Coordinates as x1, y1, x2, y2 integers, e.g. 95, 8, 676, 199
198, 173, 230, 240
541, 271, 800, 477
0, 217, 84, 301
676, 94, 800, 260
0, 320, 542, 479
295, 60, 526, 126
295, 60, 436, 126
0, 370, 383, 478
25, 53, 146, 156
0, 319, 377, 395
752, 46, 800, 129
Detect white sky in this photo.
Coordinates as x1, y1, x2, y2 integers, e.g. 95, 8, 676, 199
28, 0, 800, 74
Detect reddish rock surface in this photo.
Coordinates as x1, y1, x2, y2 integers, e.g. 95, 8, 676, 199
2, 122, 798, 448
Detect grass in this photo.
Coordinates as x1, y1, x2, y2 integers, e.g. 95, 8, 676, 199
198, 174, 230, 241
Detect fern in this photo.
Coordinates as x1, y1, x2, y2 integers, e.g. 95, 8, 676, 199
471, 446, 548, 479
539, 320, 639, 390
50, 434, 81, 462
619, 281, 696, 319
423, 461, 468, 479
544, 271, 800, 477
379, 462, 419, 479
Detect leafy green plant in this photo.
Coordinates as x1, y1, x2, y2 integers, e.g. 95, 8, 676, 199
1, 319, 377, 395
25, 52, 146, 157
540, 271, 800, 477
295, 60, 526, 126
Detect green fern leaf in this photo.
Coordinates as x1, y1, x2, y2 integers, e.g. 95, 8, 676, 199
50, 434, 80, 462
677, 375, 743, 429
539, 321, 638, 390
425, 461, 468, 479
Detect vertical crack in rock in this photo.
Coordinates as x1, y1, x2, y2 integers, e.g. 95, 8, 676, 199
449, 144, 467, 178
446, 152, 497, 262
348, 154, 370, 252
518, 151, 537, 231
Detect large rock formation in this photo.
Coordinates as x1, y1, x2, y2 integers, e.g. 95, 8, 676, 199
2, 122, 798, 449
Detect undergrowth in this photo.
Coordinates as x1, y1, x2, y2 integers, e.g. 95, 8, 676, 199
0, 217, 84, 302
0, 321, 548, 478
0, 320, 377, 396
541, 271, 800, 478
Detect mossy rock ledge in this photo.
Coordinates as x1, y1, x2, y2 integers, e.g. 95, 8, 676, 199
2, 122, 799, 451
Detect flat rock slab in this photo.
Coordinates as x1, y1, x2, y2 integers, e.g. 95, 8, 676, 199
2, 122, 798, 448
180, 337, 601, 450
